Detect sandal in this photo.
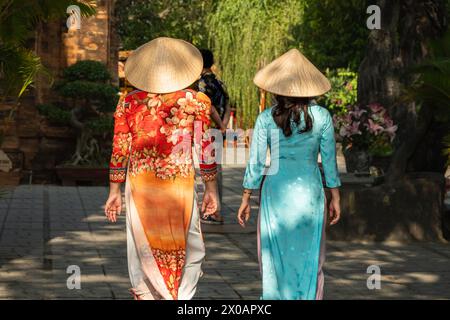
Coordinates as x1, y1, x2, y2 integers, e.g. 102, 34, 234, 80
200, 215, 224, 225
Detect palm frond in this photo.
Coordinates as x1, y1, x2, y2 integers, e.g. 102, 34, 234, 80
404, 29, 450, 111
0, 45, 52, 98
17, 49, 52, 97
411, 58, 450, 75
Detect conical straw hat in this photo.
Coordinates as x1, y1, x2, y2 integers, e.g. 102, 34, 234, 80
124, 37, 203, 94
253, 49, 331, 97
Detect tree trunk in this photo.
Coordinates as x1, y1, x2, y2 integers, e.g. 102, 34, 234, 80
357, 0, 448, 182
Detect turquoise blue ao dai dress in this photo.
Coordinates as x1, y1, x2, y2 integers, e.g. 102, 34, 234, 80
243, 104, 341, 300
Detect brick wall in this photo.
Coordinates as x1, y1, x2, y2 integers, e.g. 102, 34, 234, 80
36, 0, 118, 104
0, 0, 119, 184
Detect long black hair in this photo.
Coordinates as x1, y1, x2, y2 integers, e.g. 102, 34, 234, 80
272, 95, 313, 137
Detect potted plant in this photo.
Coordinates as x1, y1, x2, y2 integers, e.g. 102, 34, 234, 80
38, 60, 118, 185
333, 103, 398, 173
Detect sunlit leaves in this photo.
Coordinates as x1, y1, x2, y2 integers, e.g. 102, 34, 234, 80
116, 0, 214, 49
207, 0, 304, 128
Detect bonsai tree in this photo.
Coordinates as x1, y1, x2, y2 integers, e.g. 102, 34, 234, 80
39, 60, 118, 166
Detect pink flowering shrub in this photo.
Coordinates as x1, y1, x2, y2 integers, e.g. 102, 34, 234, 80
333, 103, 398, 156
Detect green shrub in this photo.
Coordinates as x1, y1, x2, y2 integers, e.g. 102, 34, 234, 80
318, 68, 358, 115
36, 104, 71, 126
56, 80, 118, 112
62, 60, 111, 82
87, 116, 114, 135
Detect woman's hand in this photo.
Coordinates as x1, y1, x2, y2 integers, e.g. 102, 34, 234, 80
237, 199, 251, 227
237, 190, 252, 227
202, 190, 218, 216
105, 183, 122, 223
328, 189, 341, 226
202, 180, 219, 217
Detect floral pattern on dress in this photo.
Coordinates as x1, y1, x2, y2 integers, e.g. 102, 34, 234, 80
152, 248, 185, 300
110, 89, 218, 182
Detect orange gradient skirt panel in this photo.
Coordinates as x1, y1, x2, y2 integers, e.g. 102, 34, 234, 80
129, 172, 195, 299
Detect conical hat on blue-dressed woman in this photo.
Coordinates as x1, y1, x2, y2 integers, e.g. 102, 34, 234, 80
253, 49, 331, 97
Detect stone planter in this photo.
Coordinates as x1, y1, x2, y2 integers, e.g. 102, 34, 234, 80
343, 147, 372, 173
56, 166, 109, 186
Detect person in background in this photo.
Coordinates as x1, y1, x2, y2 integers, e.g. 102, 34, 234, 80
196, 49, 231, 225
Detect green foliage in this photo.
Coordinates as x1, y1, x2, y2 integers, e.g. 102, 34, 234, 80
36, 104, 71, 126
0, 1, 96, 99
406, 31, 450, 121
55, 60, 118, 113
116, 0, 214, 49
406, 28, 450, 163
399, 24, 450, 164
87, 116, 114, 135
411, 60, 450, 118
62, 60, 111, 82
0, 45, 49, 98
207, 0, 303, 128
369, 136, 395, 157
292, 0, 369, 70
56, 80, 118, 112
318, 68, 358, 115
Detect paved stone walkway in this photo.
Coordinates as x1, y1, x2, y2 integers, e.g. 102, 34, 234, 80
0, 167, 449, 299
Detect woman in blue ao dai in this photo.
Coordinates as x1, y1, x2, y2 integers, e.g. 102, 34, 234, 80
238, 49, 342, 300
